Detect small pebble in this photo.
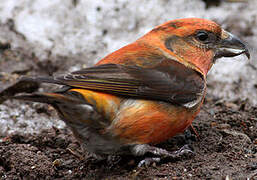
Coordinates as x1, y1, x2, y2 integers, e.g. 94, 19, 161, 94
52, 159, 62, 167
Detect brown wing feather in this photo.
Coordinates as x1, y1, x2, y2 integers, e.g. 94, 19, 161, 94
54, 59, 205, 105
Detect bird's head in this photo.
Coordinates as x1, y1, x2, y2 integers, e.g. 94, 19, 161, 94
141, 18, 250, 76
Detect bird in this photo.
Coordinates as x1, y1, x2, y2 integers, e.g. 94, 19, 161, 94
11, 18, 250, 166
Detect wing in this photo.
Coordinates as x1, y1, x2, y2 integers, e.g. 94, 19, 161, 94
54, 59, 205, 105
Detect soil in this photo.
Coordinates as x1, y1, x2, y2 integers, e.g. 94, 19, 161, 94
0, 43, 257, 180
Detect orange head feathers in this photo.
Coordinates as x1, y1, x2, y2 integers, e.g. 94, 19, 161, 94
98, 18, 249, 76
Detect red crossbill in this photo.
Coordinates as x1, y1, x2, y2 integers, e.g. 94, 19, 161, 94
13, 18, 249, 165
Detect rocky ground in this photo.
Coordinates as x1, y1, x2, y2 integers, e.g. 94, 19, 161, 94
0, 0, 257, 179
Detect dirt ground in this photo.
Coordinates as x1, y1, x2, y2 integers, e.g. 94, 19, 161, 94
0, 41, 256, 179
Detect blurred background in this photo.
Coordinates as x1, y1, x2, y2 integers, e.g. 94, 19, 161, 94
0, 0, 256, 135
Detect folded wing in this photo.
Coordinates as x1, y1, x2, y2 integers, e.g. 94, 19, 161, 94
53, 59, 205, 105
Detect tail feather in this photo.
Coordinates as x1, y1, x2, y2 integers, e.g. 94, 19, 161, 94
13, 93, 59, 104
0, 78, 39, 104
13, 92, 84, 105
0, 76, 69, 104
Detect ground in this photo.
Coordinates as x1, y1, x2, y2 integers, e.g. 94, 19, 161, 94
0, 0, 257, 179
0, 95, 256, 179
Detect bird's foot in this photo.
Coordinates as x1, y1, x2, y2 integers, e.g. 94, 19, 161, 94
131, 144, 194, 167
171, 144, 195, 158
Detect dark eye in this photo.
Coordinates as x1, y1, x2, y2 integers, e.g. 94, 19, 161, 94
196, 31, 209, 42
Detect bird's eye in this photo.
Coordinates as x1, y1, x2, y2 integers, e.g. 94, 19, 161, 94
196, 31, 209, 42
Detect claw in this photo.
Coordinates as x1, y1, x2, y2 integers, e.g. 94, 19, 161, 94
173, 144, 195, 157
138, 157, 161, 167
